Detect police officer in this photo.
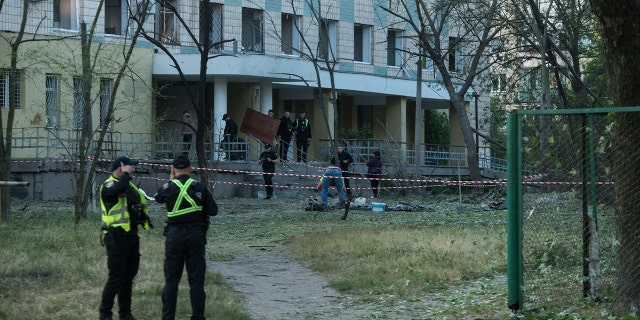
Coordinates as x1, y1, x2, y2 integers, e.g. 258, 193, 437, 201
155, 155, 218, 320
99, 156, 152, 320
293, 111, 312, 162
259, 143, 279, 199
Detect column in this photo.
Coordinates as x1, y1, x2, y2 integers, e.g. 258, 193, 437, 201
260, 80, 273, 114
214, 77, 228, 160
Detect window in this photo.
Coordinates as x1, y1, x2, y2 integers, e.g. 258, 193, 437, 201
354, 24, 371, 63
100, 79, 113, 131
491, 74, 507, 93
0, 69, 21, 109
518, 68, 540, 103
448, 36, 462, 72
209, 3, 223, 52
105, 0, 126, 35
242, 8, 264, 53
45, 75, 59, 128
491, 38, 505, 58
157, 0, 177, 44
73, 77, 84, 130
421, 35, 434, 71
281, 13, 301, 55
53, 0, 78, 30
319, 19, 337, 60
387, 29, 402, 67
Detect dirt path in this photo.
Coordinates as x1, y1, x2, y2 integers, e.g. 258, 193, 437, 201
209, 249, 382, 320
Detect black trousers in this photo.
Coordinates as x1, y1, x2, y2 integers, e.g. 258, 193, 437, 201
296, 138, 309, 162
100, 233, 140, 318
162, 226, 207, 320
263, 172, 274, 197
369, 174, 380, 197
342, 171, 352, 196
182, 134, 192, 152
280, 139, 291, 161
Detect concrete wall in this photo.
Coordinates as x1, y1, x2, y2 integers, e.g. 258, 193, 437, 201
7, 159, 258, 201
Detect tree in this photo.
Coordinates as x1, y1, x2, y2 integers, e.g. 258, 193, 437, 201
591, 0, 640, 314
264, 0, 344, 162
2, 0, 155, 221
0, 0, 29, 221
71, 0, 153, 222
135, 0, 235, 185
382, 0, 505, 182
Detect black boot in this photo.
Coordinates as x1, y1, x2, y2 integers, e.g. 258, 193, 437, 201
340, 200, 350, 220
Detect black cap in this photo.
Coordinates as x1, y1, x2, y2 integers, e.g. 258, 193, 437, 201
264, 143, 272, 148
172, 155, 191, 169
110, 156, 139, 172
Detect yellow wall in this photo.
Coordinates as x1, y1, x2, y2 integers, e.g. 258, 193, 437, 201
385, 96, 406, 142
0, 32, 154, 159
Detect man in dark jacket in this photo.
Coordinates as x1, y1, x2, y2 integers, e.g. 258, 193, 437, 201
277, 111, 293, 161
330, 146, 354, 197
222, 114, 239, 160
155, 156, 218, 320
293, 111, 312, 163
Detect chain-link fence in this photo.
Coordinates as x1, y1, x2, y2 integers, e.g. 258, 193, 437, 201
507, 107, 640, 316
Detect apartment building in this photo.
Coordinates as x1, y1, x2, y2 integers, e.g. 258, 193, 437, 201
0, 0, 466, 162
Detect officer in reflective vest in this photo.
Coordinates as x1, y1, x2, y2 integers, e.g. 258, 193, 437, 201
155, 155, 218, 320
99, 156, 151, 320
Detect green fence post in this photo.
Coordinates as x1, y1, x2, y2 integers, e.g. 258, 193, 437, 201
507, 111, 523, 311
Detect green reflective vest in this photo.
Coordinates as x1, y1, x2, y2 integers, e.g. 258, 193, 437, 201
168, 178, 203, 217
100, 175, 150, 232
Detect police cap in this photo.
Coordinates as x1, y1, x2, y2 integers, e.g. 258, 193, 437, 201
111, 156, 139, 172
172, 155, 191, 169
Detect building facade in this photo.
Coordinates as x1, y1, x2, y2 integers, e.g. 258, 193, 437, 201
1, 0, 479, 163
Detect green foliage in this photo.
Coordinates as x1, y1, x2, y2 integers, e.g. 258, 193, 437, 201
340, 124, 373, 139
424, 109, 450, 145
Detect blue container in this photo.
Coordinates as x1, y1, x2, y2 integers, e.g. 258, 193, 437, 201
371, 202, 386, 212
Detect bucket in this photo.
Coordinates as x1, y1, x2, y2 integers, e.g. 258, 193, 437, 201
371, 202, 386, 212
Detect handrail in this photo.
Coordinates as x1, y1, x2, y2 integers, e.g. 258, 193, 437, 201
8, 127, 509, 172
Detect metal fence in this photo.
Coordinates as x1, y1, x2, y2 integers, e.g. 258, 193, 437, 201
318, 139, 507, 172
506, 107, 640, 317
9, 128, 507, 174
9, 127, 253, 162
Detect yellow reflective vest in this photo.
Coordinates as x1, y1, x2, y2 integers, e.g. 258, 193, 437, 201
168, 178, 203, 217
100, 176, 150, 233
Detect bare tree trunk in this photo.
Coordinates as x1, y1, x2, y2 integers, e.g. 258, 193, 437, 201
0, 0, 29, 221
73, 22, 95, 223
591, 0, 640, 314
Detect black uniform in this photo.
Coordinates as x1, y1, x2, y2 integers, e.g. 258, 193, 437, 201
331, 149, 354, 196
222, 116, 239, 160
259, 148, 278, 199
155, 173, 218, 320
293, 117, 311, 162
277, 115, 293, 161
99, 168, 150, 320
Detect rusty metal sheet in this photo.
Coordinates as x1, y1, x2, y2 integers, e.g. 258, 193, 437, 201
239, 108, 280, 143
